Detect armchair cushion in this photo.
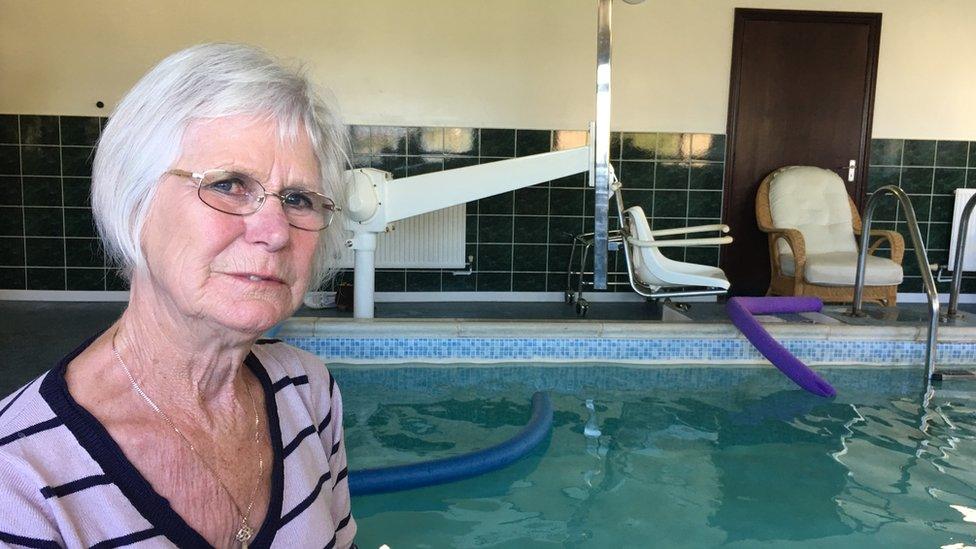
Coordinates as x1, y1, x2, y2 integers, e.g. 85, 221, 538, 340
768, 166, 858, 257
780, 252, 904, 286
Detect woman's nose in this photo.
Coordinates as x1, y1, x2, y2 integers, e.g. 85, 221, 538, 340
244, 196, 291, 251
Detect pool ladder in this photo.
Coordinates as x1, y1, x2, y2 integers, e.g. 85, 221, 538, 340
942, 192, 976, 321
849, 185, 939, 381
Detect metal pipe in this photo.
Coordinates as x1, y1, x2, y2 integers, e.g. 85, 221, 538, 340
851, 185, 940, 380
566, 234, 581, 297
592, 0, 612, 290
578, 242, 592, 300
947, 192, 976, 318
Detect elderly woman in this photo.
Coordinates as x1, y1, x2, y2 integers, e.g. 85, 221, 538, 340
0, 44, 355, 548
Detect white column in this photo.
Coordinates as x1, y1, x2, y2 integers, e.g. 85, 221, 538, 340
351, 231, 377, 319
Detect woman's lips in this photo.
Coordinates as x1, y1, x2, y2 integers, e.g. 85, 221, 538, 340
225, 272, 286, 285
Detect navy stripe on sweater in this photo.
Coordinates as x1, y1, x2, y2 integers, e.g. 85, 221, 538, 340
0, 530, 61, 549
0, 376, 40, 420
272, 375, 309, 393
0, 417, 63, 448
334, 467, 348, 486
279, 471, 331, 529
322, 511, 353, 549
317, 409, 332, 434
283, 425, 316, 458
40, 474, 112, 499
89, 528, 161, 549
336, 511, 352, 531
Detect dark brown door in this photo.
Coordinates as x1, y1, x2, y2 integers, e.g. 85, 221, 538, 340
721, 9, 881, 296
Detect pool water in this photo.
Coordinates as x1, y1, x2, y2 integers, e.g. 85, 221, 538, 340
333, 365, 976, 548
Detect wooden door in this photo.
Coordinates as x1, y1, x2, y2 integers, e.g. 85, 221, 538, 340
721, 9, 881, 296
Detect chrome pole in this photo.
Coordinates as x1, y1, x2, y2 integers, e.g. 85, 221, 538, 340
947, 192, 976, 319
592, 0, 612, 290
851, 185, 940, 380
850, 195, 880, 316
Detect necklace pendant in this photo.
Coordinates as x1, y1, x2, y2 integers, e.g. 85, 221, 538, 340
236, 524, 253, 547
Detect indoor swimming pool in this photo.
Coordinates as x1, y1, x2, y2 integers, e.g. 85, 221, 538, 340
335, 364, 976, 548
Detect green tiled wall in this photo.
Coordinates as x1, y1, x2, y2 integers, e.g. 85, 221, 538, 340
0, 114, 126, 290
2, 111, 972, 296
345, 126, 725, 292
868, 139, 976, 293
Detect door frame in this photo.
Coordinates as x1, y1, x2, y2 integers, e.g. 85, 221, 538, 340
720, 8, 882, 268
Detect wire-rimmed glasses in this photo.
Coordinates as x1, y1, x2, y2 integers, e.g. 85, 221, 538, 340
166, 169, 336, 231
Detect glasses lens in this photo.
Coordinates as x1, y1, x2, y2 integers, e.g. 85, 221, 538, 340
281, 191, 335, 231
198, 171, 262, 215
196, 170, 335, 231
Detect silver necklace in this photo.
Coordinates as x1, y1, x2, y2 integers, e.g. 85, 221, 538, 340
111, 328, 264, 548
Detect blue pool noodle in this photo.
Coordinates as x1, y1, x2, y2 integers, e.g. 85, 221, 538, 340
349, 391, 554, 496
726, 296, 836, 398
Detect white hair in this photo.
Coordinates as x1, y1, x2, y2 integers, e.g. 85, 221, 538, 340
92, 43, 348, 290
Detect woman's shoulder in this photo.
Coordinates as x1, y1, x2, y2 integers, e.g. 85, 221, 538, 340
1, 334, 100, 442
250, 339, 336, 396
0, 369, 63, 459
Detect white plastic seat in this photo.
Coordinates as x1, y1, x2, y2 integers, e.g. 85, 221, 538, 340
624, 206, 731, 291
565, 177, 733, 316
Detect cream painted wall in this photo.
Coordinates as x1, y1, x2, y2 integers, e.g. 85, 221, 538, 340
1, 0, 973, 138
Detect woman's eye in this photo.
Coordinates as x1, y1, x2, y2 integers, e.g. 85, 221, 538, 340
207, 176, 249, 195
283, 192, 314, 210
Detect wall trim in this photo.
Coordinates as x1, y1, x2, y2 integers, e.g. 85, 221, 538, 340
1, 290, 970, 305
374, 291, 651, 302
0, 290, 131, 301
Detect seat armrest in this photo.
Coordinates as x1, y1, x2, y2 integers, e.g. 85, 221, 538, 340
856, 228, 905, 265
628, 235, 733, 248
649, 224, 730, 237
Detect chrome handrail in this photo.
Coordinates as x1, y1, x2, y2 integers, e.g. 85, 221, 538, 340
946, 192, 976, 319
851, 185, 939, 381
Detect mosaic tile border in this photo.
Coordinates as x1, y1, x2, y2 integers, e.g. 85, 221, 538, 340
330, 364, 924, 396
285, 336, 976, 365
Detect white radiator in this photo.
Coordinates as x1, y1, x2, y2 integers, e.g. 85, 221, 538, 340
948, 188, 976, 272
338, 204, 467, 269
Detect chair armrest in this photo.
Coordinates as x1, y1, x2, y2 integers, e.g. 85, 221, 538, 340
762, 228, 806, 260
762, 228, 807, 281
627, 236, 733, 248
649, 224, 731, 237
856, 228, 905, 265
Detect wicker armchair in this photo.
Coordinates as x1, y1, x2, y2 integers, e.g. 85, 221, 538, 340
756, 166, 905, 305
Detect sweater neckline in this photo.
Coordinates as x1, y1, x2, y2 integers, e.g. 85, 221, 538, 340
39, 335, 286, 549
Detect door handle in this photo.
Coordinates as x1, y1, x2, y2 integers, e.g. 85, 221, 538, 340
843, 160, 856, 182
834, 160, 856, 182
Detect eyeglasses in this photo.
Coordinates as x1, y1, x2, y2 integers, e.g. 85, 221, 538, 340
166, 169, 336, 231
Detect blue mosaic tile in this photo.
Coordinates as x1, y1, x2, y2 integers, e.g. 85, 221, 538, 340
284, 336, 976, 366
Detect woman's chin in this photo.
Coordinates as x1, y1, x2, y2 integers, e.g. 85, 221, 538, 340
211, 298, 295, 335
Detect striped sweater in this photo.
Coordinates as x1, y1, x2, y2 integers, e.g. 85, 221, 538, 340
0, 337, 356, 548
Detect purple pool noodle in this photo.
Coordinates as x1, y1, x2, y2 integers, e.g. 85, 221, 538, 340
731, 296, 824, 316
726, 296, 836, 398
